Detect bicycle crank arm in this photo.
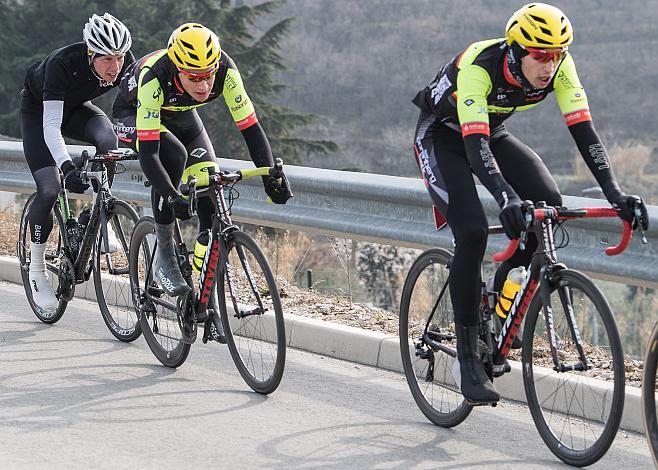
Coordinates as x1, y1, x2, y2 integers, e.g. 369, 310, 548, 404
554, 362, 588, 372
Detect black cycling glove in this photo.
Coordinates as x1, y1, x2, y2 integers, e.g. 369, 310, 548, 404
262, 175, 291, 205
167, 192, 194, 220
610, 193, 649, 230
499, 195, 527, 240
61, 160, 89, 194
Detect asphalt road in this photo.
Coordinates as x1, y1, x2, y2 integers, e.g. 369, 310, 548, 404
0, 280, 653, 469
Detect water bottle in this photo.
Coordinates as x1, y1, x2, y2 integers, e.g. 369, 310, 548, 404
495, 266, 526, 319
77, 208, 91, 240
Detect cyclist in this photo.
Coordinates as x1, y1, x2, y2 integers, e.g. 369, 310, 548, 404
111, 23, 290, 302
411, 3, 649, 404
20, 13, 133, 314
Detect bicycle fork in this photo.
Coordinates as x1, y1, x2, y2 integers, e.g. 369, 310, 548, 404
540, 267, 590, 373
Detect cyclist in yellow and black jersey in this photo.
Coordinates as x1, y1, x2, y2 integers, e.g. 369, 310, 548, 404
112, 23, 290, 299
412, 3, 649, 404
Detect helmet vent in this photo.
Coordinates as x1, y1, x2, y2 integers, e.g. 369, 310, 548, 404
540, 26, 552, 36
529, 14, 547, 24
535, 37, 551, 45
520, 27, 533, 42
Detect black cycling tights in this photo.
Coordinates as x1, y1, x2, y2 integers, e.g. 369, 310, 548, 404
29, 166, 60, 244
413, 116, 562, 326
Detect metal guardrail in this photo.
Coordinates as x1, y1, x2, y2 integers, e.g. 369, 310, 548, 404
1, 140, 656, 288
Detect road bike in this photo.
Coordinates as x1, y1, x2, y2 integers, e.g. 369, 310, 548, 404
129, 159, 290, 394
399, 201, 644, 466
18, 149, 141, 341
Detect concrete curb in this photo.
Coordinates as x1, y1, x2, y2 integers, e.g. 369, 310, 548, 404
1, 255, 645, 434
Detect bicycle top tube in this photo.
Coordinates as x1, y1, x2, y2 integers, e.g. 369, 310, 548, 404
492, 205, 632, 263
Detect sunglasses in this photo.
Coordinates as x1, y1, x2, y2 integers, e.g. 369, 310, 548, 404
178, 66, 218, 82
523, 46, 567, 64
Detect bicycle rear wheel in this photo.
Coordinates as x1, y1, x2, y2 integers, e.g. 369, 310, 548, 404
129, 216, 190, 367
218, 230, 285, 395
642, 321, 658, 467
18, 192, 69, 323
522, 269, 624, 467
399, 248, 472, 427
94, 199, 141, 342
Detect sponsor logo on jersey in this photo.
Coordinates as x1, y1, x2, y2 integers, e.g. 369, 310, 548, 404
225, 75, 237, 90
464, 99, 474, 106
414, 138, 437, 184
127, 76, 137, 92
235, 95, 242, 103
230, 99, 249, 113
190, 148, 208, 159
144, 110, 160, 119
153, 87, 162, 100
430, 74, 452, 105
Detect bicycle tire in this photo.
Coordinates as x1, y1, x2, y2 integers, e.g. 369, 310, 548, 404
94, 199, 141, 342
642, 321, 658, 467
218, 230, 286, 395
399, 248, 473, 427
129, 216, 190, 367
522, 269, 624, 467
18, 192, 69, 323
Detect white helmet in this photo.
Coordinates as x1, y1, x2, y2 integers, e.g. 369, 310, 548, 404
83, 13, 132, 56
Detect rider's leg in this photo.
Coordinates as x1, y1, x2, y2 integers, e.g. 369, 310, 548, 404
172, 111, 219, 274
27, 167, 61, 312
413, 112, 499, 403
172, 112, 224, 334
150, 132, 190, 296
21, 102, 61, 312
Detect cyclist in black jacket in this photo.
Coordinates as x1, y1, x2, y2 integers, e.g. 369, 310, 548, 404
412, 3, 649, 404
20, 13, 133, 314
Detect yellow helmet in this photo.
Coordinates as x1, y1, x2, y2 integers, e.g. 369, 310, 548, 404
167, 23, 221, 70
505, 3, 573, 49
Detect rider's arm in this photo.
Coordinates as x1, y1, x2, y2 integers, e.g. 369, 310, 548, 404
457, 64, 519, 207
135, 73, 178, 198
42, 58, 72, 168
222, 64, 273, 167
554, 54, 623, 200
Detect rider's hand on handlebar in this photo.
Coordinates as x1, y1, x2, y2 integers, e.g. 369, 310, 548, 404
262, 175, 291, 205
61, 160, 90, 194
610, 193, 649, 231
167, 192, 194, 220
499, 196, 528, 240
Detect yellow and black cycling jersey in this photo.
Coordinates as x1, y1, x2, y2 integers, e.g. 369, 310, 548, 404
413, 37, 624, 216
413, 38, 591, 137
115, 49, 258, 141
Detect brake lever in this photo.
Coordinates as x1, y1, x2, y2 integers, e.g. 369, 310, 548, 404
634, 206, 648, 244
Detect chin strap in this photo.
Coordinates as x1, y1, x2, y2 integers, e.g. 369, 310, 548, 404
506, 43, 538, 93
87, 52, 114, 87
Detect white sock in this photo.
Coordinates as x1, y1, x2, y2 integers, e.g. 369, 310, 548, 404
29, 242, 58, 312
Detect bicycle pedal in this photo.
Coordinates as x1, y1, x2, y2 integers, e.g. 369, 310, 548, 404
466, 399, 499, 407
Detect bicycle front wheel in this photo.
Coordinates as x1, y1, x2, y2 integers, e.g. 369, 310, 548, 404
129, 216, 190, 367
643, 321, 658, 467
522, 269, 624, 467
399, 248, 472, 427
18, 192, 69, 323
218, 230, 285, 395
94, 199, 141, 342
